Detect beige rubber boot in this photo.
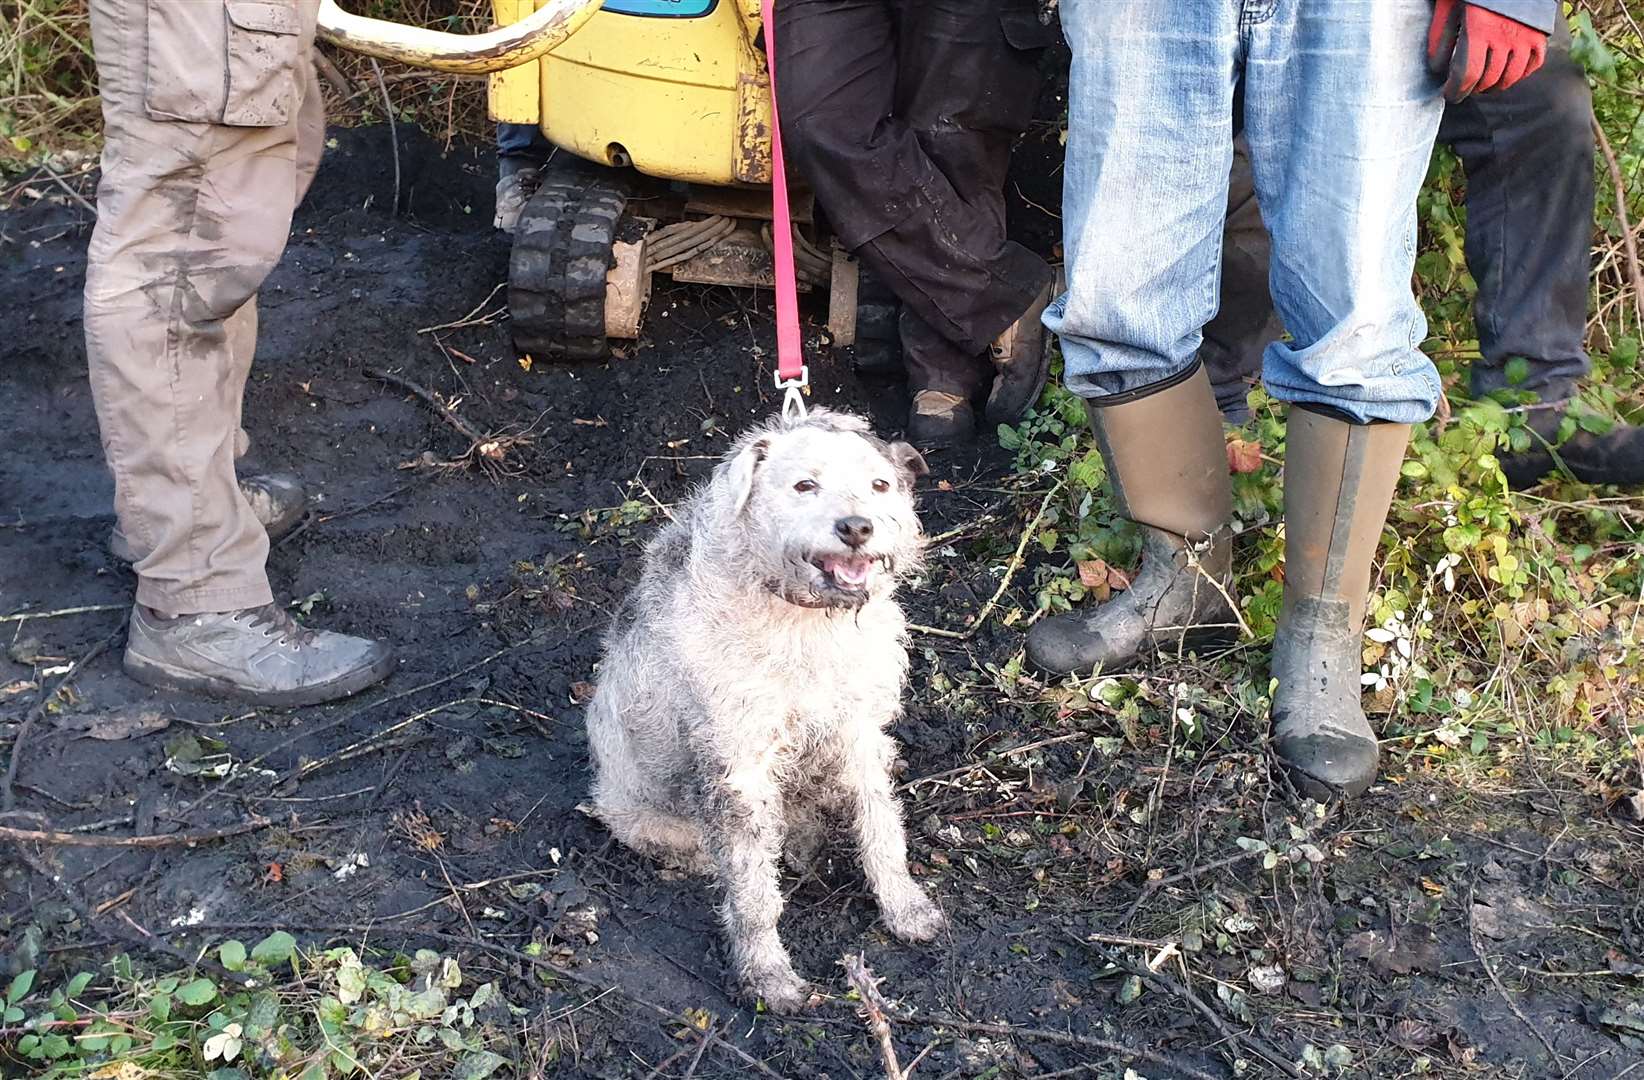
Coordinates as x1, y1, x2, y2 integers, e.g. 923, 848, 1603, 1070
1270, 407, 1410, 800
1025, 362, 1238, 676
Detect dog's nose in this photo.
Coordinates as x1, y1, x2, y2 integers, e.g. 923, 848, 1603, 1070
834, 516, 874, 548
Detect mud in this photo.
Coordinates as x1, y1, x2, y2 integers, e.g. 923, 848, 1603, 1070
3, 123, 1643, 1079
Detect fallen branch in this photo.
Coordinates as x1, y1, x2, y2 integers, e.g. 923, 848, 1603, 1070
842, 954, 912, 1080
312, 48, 358, 100
0, 815, 269, 849
909, 476, 1067, 641
366, 366, 533, 477
0, 603, 126, 625
39, 163, 96, 216
1076, 933, 1305, 1080
1118, 849, 1261, 924
912, 1015, 1217, 1080
417, 282, 508, 335
368, 366, 487, 444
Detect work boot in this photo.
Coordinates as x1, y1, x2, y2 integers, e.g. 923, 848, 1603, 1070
1270, 407, 1410, 801
985, 271, 1061, 425
1025, 362, 1239, 676
111, 473, 307, 565
1499, 407, 1644, 488
124, 602, 395, 708
494, 164, 540, 235
907, 390, 976, 449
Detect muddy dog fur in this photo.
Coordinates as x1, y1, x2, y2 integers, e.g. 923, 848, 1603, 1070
584, 407, 945, 1011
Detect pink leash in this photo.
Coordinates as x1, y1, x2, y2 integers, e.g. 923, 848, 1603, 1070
760, 0, 809, 420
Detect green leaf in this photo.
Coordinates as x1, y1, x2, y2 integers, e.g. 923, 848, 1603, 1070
1503, 356, 1530, 386
153, 976, 179, 994
219, 940, 248, 972
246, 990, 279, 1036
65, 972, 94, 998
6, 970, 35, 1005
3, 1006, 23, 1023
177, 977, 218, 1006
454, 1051, 507, 1080
149, 993, 172, 1022
996, 425, 1022, 451
17, 1034, 40, 1057
251, 930, 297, 967
150, 1031, 179, 1052
1577, 411, 1614, 436
41, 1033, 72, 1058
439, 1026, 470, 1052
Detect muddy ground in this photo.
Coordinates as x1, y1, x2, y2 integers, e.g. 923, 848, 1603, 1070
4, 120, 1644, 1080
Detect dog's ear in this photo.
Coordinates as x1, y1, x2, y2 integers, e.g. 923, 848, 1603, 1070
723, 436, 771, 514
885, 440, 928, 487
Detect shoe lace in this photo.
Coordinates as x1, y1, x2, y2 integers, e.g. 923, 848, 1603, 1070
235, 604, 316, 648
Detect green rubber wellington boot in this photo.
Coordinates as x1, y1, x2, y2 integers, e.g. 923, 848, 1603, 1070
1025, 362, 1239, 677
1270, 406, 1410, 800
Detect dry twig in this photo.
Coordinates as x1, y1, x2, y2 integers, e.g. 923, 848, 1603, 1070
0, 603, 126, 624
842, 953, 913, 1080
909, 476, 1067, 640
0, 813, 270, 848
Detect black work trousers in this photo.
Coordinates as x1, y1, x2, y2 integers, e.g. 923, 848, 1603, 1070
774, 0, 1057, 398
1205, 30, 1595, 417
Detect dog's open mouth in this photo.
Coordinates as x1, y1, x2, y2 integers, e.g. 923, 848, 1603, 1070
813, 553, 879, 592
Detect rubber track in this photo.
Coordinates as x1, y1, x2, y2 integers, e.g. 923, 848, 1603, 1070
509, 177, 627, 362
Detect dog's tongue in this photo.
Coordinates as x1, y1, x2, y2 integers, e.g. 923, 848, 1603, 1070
824, 554, 873, 587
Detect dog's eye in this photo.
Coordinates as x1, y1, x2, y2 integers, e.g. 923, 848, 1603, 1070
793, 479, 818, 493
872, 479, 891, 493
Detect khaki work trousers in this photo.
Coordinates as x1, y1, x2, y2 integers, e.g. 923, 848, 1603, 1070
85, 0, 324, 616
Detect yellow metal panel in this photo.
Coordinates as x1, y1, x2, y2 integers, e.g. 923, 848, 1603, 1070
539, 3, 759, 186
488, 0, 540, 123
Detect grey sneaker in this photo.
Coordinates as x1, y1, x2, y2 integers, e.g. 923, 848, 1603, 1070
494, 167, 540, 234
111, 473, 307, 564
124, 603, 395, 708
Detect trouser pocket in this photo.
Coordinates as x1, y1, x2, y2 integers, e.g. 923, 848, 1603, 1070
145, 1, 303, 126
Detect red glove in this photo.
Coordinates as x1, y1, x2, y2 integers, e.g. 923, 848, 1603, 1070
1426, 0, 1548, 103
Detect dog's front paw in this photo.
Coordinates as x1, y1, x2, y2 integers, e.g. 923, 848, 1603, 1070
882, 886, 946, 943
742, 965, 818, 1015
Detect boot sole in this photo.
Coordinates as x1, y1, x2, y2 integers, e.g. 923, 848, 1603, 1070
123, 647, 395, 708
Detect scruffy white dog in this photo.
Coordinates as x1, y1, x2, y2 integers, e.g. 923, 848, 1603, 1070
584, 407, 944, 1011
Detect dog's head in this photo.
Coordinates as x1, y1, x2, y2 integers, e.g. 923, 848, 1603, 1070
705, 408, 927, 610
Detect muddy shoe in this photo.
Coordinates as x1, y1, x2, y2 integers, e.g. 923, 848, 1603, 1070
907, 390, 976, 449
124, 602, 395, 708
1499, 411, 1644, 488
1025, 362, 1239, 676
111, 473, 307, 565
494, 167, 541, 235
1270, 408, 1410, 801
984, 271, 1060, 425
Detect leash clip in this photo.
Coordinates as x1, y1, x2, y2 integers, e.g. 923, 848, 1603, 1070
775, 365, 809, 422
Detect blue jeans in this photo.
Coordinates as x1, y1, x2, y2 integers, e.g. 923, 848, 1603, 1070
1045, 0, 1447, 424
498, 122, 550, 164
